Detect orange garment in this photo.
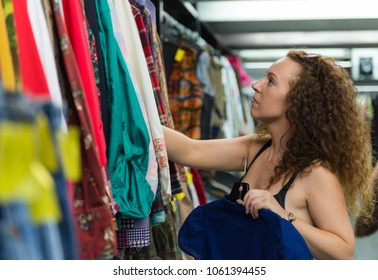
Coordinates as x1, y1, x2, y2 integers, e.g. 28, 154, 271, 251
0, 0, 16, 91
168, 43, 204, 139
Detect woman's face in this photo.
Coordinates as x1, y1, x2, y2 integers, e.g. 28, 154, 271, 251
251, 57, 302, 126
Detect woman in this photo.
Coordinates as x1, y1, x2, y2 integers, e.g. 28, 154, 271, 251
163, 50, 375, 260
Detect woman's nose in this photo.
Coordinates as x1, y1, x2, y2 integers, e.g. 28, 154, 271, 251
252, 79, 261, 92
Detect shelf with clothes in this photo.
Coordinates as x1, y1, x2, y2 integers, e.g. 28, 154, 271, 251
159, 8, 256, 202
0, 0, 118, 260
0, 0, 256, 260
102, 0, 183, 260
158, 5, 255, 140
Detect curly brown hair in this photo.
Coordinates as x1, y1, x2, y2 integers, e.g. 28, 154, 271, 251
256, 50, 375, 222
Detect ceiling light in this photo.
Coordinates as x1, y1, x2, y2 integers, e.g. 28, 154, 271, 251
219, 31, 378, 47
243, 60, 352, 69
196, 1, 378, 22
238, 48, 351, 60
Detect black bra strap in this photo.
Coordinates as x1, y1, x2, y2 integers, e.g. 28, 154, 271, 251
240, 140, 272, 181
273, 173, 298, 209
283, 173, 297, 190
246, 140, 272, 172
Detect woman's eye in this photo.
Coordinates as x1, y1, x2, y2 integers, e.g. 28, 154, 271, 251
268, 78, 274, 85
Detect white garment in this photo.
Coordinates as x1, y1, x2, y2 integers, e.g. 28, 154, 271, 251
220, 56, 235, 138
112, 0, 171, 204
196, 51, 215, 97
220, 56, 246, 138
28, 0, 67, 132
240, 86, 255, 134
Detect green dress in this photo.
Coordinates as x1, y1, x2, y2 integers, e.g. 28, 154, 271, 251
94, 0, 154, 219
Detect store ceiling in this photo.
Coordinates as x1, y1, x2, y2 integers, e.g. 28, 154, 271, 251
182, 0, 378, 62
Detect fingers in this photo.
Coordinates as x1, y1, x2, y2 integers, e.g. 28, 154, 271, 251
243, 189, 275, 219
244, 196, 265, 218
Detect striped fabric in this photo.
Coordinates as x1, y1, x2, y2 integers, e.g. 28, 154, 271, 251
168, 43, 205, 139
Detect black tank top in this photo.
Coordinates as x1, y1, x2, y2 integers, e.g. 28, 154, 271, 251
240, 140, 297, 209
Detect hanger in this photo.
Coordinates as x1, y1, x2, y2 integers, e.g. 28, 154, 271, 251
228, 156, 250, 202
162, 11, 205, 52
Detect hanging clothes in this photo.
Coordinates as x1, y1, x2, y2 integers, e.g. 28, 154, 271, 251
0, 0, 241, 261
0, 202, 42, 259
209, 55, 226, 139
40, 102, 79, 260
190, 167, 207, 205
105, 0, 155, 250
219, 56, 245, 138
40, 0, 71, 117
62, 0, 107, 167
168, 42, 205, 140
83, 0, 111, 148
131, 0, 168, 127
196, 50, 215, 140
112, 0, 171, 203
185, 167, 200, 209
118, 202, 183, 260
227, 54, 255, 135
106, 0, 158, 200
93, 0, 154, 219
51, 0, 117, 259
130, 1, 172, 215
136, 0, 156, 28
27, 0, 67, 132
152, 22, 185, 197
108, 0, 175, 253
82, 1, 118, 218
227, 54, 253, 88
13, 0, 50, 99
0, 92, 67, 260
127, 3, 185, 260
0, 0, 16, 91
2, 0, 21, 90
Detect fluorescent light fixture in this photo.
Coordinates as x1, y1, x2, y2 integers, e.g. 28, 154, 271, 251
238, 48, 351, 60
196, 1, 378, 22
243, 60, 351, 69
219, 31, 378, 47
335, 61, 353, 68
357, 85, 378, 92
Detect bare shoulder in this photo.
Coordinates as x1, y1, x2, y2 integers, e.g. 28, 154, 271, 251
227, 133, 270, 156
302, 164, 341, 190
247, 134, 272, 161
300, 164, 346, 222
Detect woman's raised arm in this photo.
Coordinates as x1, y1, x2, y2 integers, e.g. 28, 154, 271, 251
162, 126, 261, 172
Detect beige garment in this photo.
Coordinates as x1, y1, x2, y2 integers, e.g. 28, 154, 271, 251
41, 0, 70, 106
177, 180, 195, 260
209, 55, 226, 139
151, 16, 188, 194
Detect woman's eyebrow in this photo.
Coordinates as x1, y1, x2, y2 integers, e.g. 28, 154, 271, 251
266, 71, 278, 80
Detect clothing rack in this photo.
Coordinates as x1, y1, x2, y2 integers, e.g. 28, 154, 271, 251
154, 0, 228, 52
162, 10, 220, 56
162, 11, 200, 44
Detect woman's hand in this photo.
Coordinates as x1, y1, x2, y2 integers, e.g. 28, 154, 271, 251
243, 189, 286, 219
